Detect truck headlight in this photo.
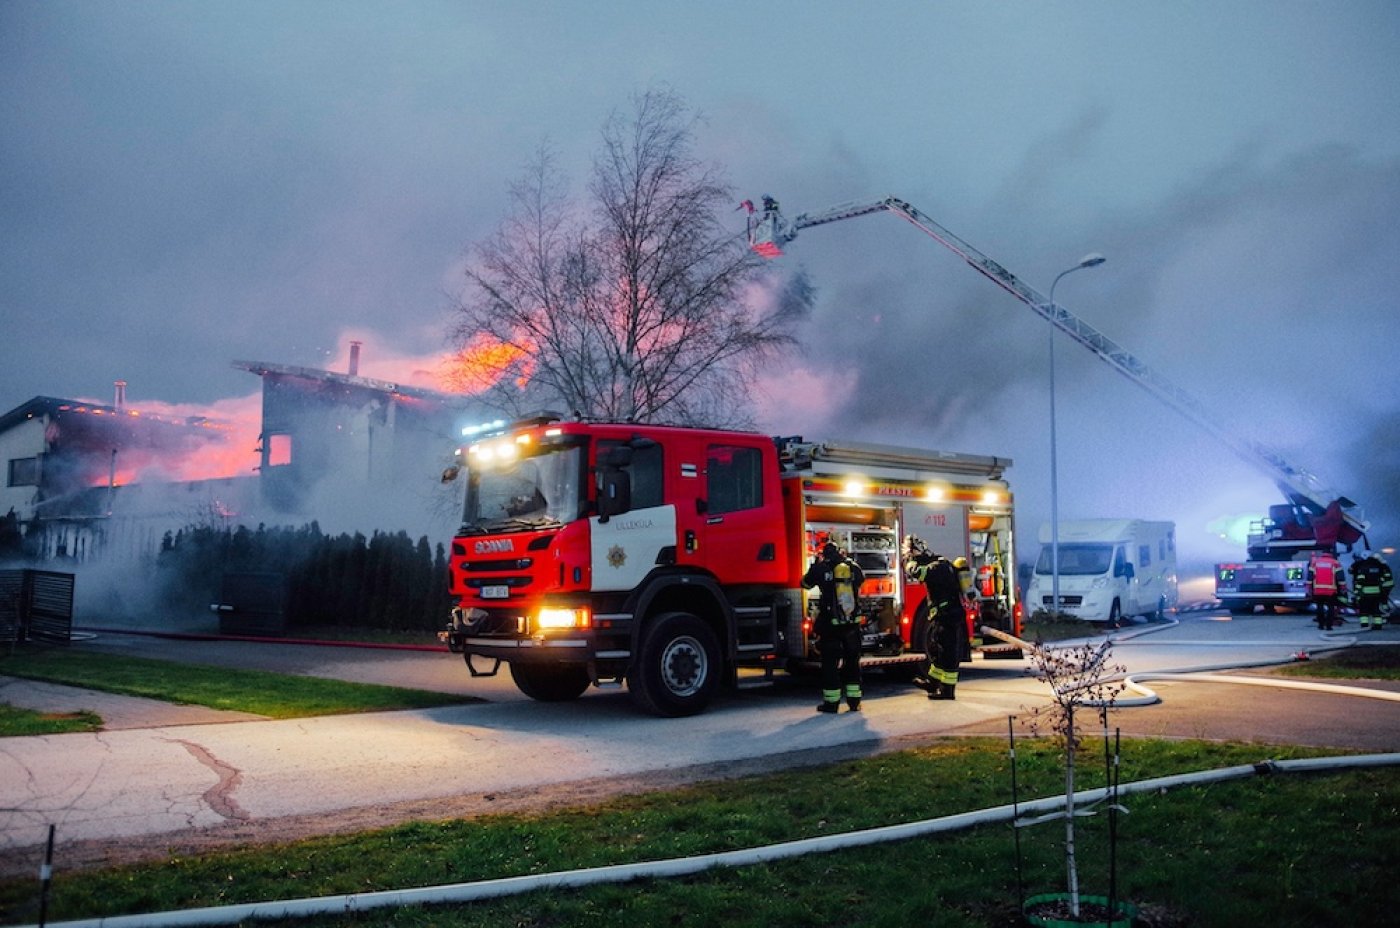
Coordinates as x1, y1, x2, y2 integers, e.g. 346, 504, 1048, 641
536, 607, 591, 630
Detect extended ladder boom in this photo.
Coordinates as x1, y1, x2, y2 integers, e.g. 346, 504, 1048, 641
749, 196, 1366, 537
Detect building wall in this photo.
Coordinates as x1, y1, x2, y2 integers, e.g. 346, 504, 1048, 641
0, 415, 47, 521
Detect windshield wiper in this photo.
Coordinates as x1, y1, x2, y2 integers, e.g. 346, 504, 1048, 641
484, 516, 562, 532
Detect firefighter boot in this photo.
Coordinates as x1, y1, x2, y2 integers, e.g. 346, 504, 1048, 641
928, 683, 955, 701
816, 701, 839, 714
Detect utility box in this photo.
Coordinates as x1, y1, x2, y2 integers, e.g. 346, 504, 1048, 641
211, 572, 288, 637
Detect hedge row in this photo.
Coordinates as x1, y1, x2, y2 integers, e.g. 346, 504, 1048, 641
157, 523, 455, 632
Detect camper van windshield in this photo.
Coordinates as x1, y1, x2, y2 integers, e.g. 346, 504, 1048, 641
1035, 543, 1114, 576
462, 444, 585, 532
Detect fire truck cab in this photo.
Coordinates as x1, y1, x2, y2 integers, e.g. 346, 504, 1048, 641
441, 416, 1021, 716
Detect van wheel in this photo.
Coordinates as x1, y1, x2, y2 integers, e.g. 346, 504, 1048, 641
1154, 596, 1167, 622
509, 663, 590, 702
629, 612, 719, 717
1108, 600, 1122, 627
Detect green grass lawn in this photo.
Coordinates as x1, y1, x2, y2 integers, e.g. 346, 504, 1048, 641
0, 644, 478, 725
1273, 643, 1400, 681
0, 737, 1393, 927
0, 702, 101, 735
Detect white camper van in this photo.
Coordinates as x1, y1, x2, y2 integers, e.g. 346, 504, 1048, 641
1026, 520, 1178, 624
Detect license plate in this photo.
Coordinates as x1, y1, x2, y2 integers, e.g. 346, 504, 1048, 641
480, 585, 510, 600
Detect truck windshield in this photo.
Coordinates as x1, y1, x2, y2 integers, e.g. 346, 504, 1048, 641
1034, 543, 1114, 576
462, 444, 585, 533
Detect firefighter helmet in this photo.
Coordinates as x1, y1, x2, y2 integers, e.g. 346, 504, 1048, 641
953, 557, 969, 570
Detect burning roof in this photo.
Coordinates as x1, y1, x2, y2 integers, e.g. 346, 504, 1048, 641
231, 360, 471, 407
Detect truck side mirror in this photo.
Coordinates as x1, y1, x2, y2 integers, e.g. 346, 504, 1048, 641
1122, 562, 1135, 580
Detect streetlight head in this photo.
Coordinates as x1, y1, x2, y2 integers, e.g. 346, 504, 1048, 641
1079, 253, 1106, 268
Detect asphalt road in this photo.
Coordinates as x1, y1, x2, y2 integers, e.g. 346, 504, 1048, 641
1, 608, 1397, 874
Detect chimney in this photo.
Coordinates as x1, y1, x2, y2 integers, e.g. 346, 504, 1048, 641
114, 380, 127, 409
348, 341, 362, 377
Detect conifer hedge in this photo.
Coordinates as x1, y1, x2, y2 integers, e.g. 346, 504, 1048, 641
157, 523, 454, 632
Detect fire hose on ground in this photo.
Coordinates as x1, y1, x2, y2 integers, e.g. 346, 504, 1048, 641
16, 624, 1398, 928
22, 672, 1400, 927
18, 749, 1399, 928
979, 623, 1400, 707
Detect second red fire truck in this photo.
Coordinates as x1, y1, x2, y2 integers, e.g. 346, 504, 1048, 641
440, 415, 1021, 716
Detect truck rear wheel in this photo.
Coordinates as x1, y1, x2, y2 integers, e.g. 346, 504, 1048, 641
629, 612, 719, 717
509, 663, 591, 702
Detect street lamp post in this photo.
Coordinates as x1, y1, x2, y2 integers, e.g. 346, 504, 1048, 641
1048, 253, 1106, 618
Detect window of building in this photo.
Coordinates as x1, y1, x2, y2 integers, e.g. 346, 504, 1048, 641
7, 457, 39, 487
706, 444, 763, 514
267, 434, 292, 467
1138, 544, 1151, 568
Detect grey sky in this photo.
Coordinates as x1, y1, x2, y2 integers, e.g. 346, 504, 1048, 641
3, 1, 1398, 564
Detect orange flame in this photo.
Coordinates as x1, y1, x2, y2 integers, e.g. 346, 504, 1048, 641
437, 334, 534, 393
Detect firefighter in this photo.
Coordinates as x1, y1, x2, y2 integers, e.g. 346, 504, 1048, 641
802, 542, 866, 712
1351, 551, 1395, 630
1309, 551, 1344, 631
903, 537, 966, 700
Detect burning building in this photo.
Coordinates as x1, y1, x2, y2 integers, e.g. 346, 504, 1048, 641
0, 391, 257, 561
233, 351, 481, 525
0, 345, 492, 564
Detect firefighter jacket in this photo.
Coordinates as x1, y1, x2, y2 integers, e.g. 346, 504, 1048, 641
1352, 557, 1395, 597
906, 555, 963, 612
803, 553, 866, 631
1310, 554, 1342, 598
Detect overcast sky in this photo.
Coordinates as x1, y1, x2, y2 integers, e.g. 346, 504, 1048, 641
3, 1, 1398, 566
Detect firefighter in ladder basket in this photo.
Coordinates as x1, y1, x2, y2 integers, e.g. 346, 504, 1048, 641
903, 537, 967, 700
802, 542, 866, 713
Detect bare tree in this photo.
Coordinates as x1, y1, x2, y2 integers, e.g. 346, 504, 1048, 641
451, 88, 811, 426
1023, 639, 1126, 921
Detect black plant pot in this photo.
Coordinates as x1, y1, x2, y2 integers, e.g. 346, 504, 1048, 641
1023, 892, 1136, 927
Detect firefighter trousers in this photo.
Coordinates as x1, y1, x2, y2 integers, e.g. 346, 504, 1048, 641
819, 624, 863, 705
926, 602, 966, 688
1315, 597, 1341, 630
1357, 594, 1386, 629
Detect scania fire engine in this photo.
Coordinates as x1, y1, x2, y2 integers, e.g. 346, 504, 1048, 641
440, 415, 1022, 716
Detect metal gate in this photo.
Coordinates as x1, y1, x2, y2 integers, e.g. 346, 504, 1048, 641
0, 569, 76, 644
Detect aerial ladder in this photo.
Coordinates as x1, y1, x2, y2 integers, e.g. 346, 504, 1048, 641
747, 196, 1368, 554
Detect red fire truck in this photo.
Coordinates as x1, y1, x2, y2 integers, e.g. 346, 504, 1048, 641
440, 415, 1022, 716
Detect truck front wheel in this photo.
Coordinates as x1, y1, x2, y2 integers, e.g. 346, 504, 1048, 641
509, 662, 591, 702
629, 612, 720, 717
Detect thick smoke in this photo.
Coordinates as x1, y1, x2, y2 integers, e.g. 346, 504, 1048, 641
753, 141, 1400, 564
